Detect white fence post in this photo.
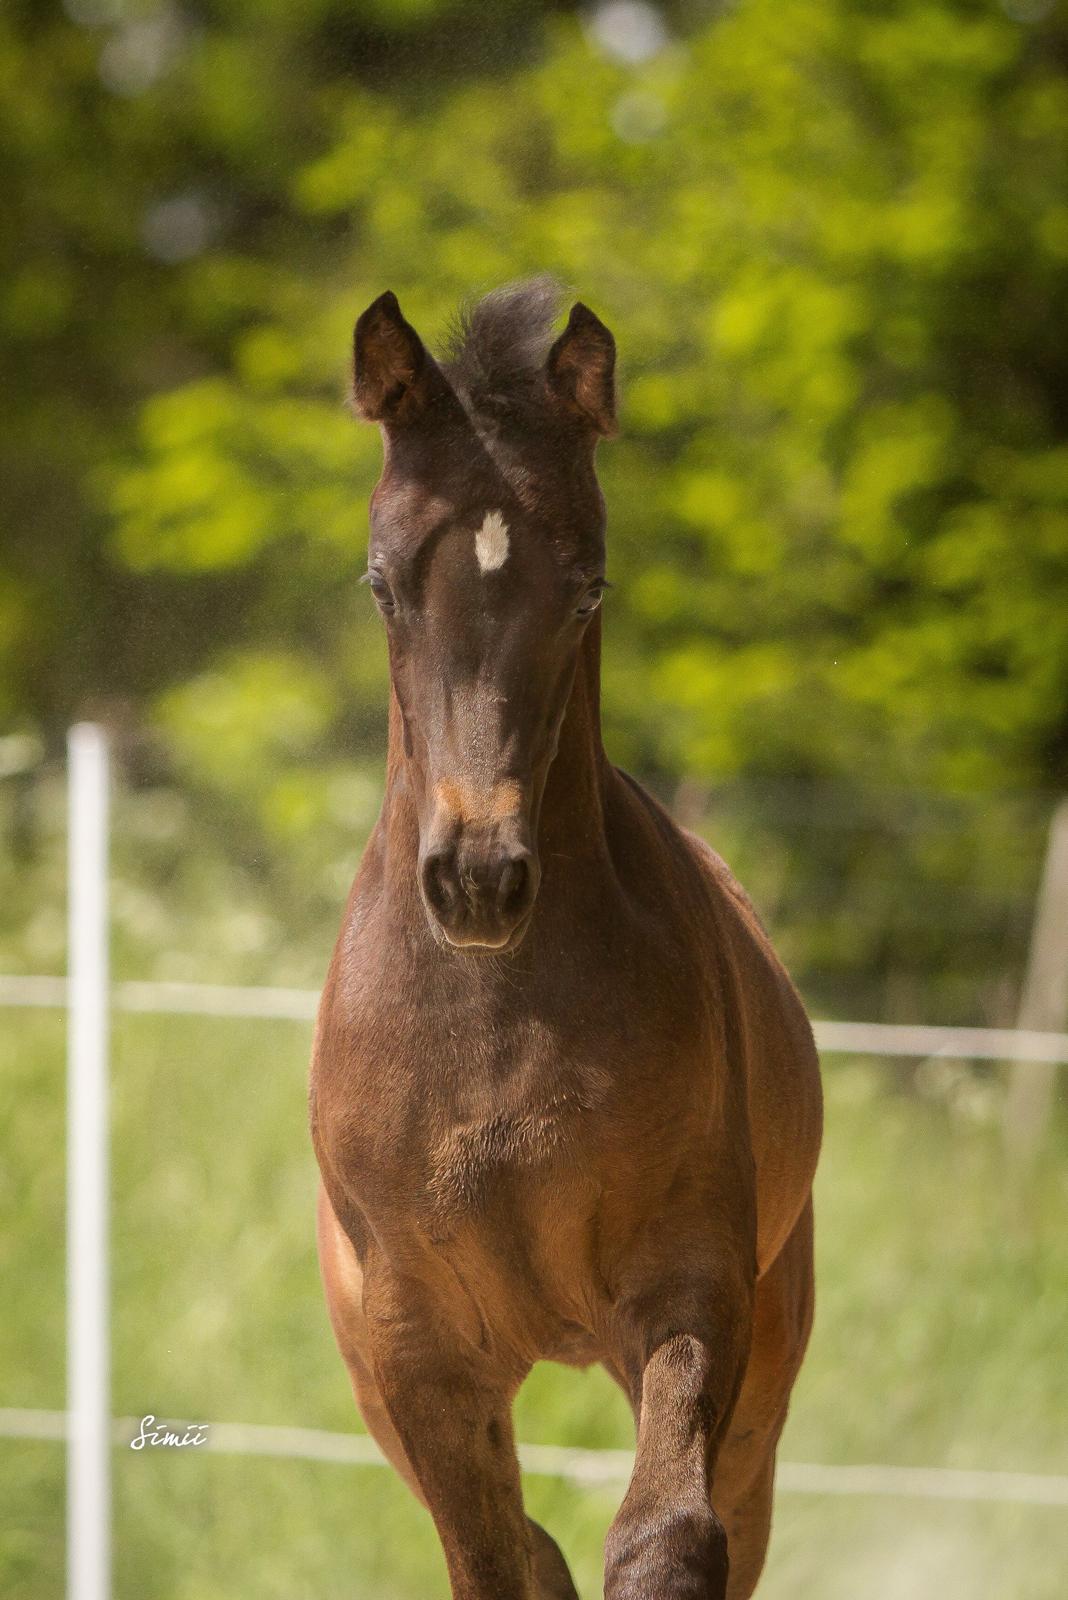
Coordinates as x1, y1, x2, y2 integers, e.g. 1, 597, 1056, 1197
1005, 797, 1068, 1160
66, 724, 111, 1600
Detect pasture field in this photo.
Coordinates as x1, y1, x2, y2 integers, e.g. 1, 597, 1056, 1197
2, 1009, 1066, 1599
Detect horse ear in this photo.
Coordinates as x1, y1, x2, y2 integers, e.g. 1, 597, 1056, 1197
352, 291, 437, 424
546, 302, 617, 437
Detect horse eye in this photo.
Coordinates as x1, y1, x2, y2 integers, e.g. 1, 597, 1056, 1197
364, 572, 396, 612
576, 581, 608, 617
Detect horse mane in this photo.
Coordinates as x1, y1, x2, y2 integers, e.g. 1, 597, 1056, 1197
441, 275, 564, 421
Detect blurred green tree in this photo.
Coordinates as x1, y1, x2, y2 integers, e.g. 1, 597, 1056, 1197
1, 0, 1066, 1016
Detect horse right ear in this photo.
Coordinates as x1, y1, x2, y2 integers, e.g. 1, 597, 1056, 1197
352, 291, 438, 425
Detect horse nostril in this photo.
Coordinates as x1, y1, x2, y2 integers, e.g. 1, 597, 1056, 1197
423, 840, 537, 940
421, 850, 460, 919
496, 854, 532, 919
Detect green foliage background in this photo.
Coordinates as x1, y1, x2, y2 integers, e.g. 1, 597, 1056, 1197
2, 0, 1067, 1015
4, 0, 1068, 1019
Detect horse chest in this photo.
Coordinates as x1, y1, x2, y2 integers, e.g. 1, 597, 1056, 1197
415, 1095, 610, 1360
350, 997, 616, 1224
422, 1093, 581, 1225
325, 947, 700, 1267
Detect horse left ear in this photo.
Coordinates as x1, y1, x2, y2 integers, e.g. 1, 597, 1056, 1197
546, 302, 617, 437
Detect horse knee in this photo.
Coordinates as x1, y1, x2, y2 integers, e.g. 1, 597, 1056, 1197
605, 1498, 729, 1600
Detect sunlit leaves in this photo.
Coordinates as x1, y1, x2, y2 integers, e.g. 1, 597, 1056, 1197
3, 0, 1067, 1014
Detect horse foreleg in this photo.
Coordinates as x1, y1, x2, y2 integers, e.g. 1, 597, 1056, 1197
318, 1185, 578, 1599
527, 1521, 580, 1600
358, 1266, 544, 1600
603, 1252, 755, 1600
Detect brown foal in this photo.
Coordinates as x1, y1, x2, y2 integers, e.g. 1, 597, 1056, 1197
310, 279, 822, 1599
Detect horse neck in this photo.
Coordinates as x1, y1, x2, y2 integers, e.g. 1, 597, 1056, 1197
381, 614, 610, 865
537, 612, 611, 858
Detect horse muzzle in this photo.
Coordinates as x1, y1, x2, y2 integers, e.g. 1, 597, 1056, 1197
419, 827, 541, 951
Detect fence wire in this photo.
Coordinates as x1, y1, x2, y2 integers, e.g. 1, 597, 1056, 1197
3, 974, 1068, 1063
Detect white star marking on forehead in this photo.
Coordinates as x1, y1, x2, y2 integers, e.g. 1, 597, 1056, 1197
475, 510, 510, 574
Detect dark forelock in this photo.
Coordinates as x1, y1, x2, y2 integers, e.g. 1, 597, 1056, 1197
441, 275, 564, 425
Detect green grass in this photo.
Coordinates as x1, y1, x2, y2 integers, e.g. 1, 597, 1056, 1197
3, 1012, 1067, 1598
